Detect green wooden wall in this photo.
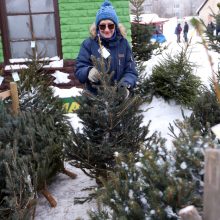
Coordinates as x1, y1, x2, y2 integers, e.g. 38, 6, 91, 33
58, 0, 131, 59
0, 36, 3, 63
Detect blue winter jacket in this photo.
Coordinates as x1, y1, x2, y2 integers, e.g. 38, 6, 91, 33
75, 27, 137, 93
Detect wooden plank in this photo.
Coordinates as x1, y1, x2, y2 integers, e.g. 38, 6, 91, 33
0, 90, 10, 100
9, 82, 19, 115
204, 149, 220, 220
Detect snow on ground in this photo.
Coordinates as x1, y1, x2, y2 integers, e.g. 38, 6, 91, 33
35, 163, 97, 220
141, 97, 192, 149
35, 17, 220, 220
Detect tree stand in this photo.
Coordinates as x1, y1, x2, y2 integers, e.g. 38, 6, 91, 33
41, 187, 57, 208
63, 168, 77, 179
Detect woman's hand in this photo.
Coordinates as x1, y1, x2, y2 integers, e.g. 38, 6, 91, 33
88, 67, 100, 83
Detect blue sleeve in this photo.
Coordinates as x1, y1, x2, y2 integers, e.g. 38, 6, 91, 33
75, 39, 93, 84
120, 41, 138, 88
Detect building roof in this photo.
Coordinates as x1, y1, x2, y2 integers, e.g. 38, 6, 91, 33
196, 0, 208, 14
130, 13, 168, 25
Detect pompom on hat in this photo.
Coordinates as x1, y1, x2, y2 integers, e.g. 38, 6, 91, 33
96, 0, 119, 26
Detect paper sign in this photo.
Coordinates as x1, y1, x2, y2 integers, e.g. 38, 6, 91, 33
12, 72, 20, 81
211, 123, 220, 139
98, 46, 110, 59
31, 41, 36, 48
61, 97, 80, 112
0, 76, 4, 85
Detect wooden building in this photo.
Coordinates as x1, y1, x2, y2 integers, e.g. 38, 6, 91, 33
197, 0, 219, 25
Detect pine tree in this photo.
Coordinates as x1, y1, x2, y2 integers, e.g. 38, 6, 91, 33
130, 0, 161, 102
146, 46, 201, 107
0, 97, 71, 211
189, 85, 220, 135
189, 67, 220, 135
66, 56, 151, 180
89, 117, 218, 219
130, 0, 158, 62
0, 102, 36, 219
0, 57, 74, 213
17, 58, 73, 178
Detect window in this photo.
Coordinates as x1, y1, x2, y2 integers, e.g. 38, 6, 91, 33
0, 0, 62, 63
174, 4, 180, 9
175, 12, 180, 18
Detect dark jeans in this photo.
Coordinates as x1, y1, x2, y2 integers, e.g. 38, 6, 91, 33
184, 32, 188, 42
177, 34, 180, 43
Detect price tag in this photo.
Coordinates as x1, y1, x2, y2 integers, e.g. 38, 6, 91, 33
98, 46, 110, 59
31, 41, 36, 48
0, 76, 4, 85
211, 124, 220, 139
12, 72, 20, 81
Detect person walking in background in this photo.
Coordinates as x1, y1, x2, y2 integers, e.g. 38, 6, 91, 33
216, 15, 220, 36
207, 20, 215, 36
175, 23, 182, 43
75, 0, 137, 95
216, 3, 220, 36
183, 21, 189, 42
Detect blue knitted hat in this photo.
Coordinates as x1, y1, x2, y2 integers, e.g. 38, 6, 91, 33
96, 0, 119, 26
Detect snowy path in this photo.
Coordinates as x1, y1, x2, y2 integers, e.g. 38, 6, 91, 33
35, 163, 97, 220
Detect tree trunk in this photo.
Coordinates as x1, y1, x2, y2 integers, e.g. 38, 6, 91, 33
41, 188, 57, 207
63, 168, 77, 179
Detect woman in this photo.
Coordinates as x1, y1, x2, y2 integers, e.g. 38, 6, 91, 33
75, 0, 137, 94
175, 23, 182, 43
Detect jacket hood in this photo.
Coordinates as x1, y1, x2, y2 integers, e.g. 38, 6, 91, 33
89, 23, 127, 39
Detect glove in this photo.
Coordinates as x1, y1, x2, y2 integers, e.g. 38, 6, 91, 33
88, 67, 100, 83
119, 83, 131, 99
124, 87, 130, 99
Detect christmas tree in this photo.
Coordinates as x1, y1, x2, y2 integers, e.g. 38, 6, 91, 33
189, 79, 220, 135
0, 57, 75, 215
66, 56, 151, 180
145, 45, 201, 107
190, 17, 220, 135
17, 57, 73, 178
0, 102, 36, 219
130, 0, 158, 62
130, 0, 162, 104
89, 116, 218, 219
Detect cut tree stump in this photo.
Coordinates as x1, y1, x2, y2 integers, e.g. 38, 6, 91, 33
63, 168, 77, 179
179, 205, 202, 220
41, 188, 57, 207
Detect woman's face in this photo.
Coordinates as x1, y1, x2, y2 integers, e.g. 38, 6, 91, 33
98, 19, 115, 39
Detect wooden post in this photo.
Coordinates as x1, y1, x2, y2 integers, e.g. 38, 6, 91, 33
179, 205, 202, 220
204, 148, 220, 220
9, 82, 19, 115
41, 188, 57, 208
63, 168, 77, 179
